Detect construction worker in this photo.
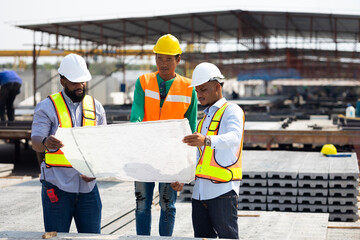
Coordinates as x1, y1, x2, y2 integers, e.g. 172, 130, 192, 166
31, 54, 106, 233
130, 34, 198, 236
183, 62, 244, 239
0, 70, 22, 121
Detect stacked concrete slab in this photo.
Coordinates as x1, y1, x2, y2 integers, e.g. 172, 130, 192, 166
179, 150, 359, 222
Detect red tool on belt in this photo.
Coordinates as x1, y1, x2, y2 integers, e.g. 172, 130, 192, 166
42, 167, 59, 203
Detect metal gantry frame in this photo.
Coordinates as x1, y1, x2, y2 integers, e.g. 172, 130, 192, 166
6, 9, 360, 105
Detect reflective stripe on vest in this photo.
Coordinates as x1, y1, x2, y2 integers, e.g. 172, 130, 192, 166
45, 92, 96, 167
195, 102, 244, 183
139, 71, 193, 121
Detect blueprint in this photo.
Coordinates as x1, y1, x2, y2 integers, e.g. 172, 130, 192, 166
55, 119, 197, 183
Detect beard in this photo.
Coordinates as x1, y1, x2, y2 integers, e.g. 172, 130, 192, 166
64, 85, 86, 102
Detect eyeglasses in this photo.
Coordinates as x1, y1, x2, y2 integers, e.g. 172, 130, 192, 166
159, 81, 166, 99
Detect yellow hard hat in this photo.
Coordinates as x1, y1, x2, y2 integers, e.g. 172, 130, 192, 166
321, 144, 337, 155
153, 34, 182, 55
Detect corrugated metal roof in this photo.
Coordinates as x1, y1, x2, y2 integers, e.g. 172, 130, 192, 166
17, 10, 360, 47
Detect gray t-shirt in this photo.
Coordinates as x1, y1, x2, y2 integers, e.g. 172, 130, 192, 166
31, 90, 107, 193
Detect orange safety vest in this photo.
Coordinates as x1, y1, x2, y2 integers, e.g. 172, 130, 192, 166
44, 92, 96, 167
139, 71, 193, 121
196, 102, 244, 183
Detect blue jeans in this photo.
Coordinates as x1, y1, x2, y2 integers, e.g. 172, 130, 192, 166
135, 181, 177, 236
192, 190, 239, 239
41, 181, 102, 233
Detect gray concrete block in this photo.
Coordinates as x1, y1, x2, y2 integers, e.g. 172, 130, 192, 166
329, 213, 359, 222
328, 180, 358, 188
328, 154, 359, 180
298, 174, 328, 180
242, 171, 267, 179
267, 172, 298, 180
328, 188, 359, 197
266, 151, 304, 180
239, 186, 267, 195
241, 178, 267, 187
238, 202, 267, 211
268, 178, 297, 187
268, 203, 297, 212
267, 196, 297, 204
242, 150, 275, 173
328, 197, 358, 205
298, 188, 328, 197
238, 194, 267, 203
298, 204, 328, 213
328, 205, 358, 214
268, 187, 297, 196
297, 196, 327, 205
298, 179, 328, 188
298, 152, 329, 180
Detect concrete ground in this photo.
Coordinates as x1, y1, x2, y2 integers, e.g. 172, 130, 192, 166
0, 141, 360, 239
1, 177, 360, 239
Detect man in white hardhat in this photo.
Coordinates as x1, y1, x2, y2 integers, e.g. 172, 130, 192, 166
31, 53, 107, 233
183, 62, 244, 239
130, 34, 198, 236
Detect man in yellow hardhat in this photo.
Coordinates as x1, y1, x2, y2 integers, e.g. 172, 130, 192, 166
130, 34, 198, 236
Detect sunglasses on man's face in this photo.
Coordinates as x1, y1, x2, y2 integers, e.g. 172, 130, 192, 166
160, 81, 166, 99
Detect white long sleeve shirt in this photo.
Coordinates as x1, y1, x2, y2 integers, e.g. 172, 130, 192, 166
192, 98, 244, 200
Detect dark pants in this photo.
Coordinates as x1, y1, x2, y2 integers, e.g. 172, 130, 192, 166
0, 82, 21, 121
192, 190, 239, 239
41, 181, 102, 233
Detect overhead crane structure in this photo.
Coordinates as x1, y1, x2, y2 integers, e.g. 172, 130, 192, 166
8, 9, 360, 106
0, 49, 154, 57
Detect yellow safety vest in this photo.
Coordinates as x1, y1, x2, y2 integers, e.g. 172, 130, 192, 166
195, 102, 244, 183
44, 92, 96, 167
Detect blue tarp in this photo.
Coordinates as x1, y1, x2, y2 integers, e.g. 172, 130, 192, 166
237, 68, 301, 81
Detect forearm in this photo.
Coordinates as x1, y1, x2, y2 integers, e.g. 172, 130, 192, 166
130, 78, 145, 122
31, 136, 47, 152
210, 131, 242, 149
185, 89, 198, 133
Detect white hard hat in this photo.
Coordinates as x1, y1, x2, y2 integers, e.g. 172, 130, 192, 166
58, 53, 91, 83
190, 62, 224, 87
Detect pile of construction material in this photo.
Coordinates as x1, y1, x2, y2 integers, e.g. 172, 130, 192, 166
179, 150, 359, 222
0, 163, 14, 177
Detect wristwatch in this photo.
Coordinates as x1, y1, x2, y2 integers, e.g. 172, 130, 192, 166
42, 137, 48, 148
205, 136, 211, 147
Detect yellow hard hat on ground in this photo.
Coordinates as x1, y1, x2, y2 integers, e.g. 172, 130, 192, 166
153, 34, 182, 55
321, 144, 337, 155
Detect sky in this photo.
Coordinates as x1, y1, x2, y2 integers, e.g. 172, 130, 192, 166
1, 0, 360, 63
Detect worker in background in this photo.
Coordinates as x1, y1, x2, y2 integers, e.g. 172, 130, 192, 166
183, 62, 244, 239
130, 34, 198, 236
31, 54, 106, 233
0, 70, 22, 121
